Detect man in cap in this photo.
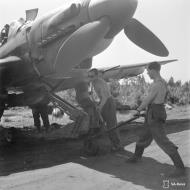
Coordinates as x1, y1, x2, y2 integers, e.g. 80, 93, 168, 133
88, 68, 122, 151
126, 62, 185, 177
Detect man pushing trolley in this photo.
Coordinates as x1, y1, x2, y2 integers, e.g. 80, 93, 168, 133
126, 62, 185, 178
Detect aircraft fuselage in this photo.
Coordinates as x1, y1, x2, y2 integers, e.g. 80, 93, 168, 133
0, 0, 138, 80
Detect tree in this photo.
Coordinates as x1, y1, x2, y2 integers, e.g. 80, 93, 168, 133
168, 77, 175, 87
175, 80, 181, 87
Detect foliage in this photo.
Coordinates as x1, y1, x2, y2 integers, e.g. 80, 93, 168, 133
118, 75, 190, 106
167, 78, 190, 105
57, 89, 77, 105
117, 75, 150, 108
58, 75, 190, 107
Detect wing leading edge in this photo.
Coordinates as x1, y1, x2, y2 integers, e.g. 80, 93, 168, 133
98, 59, 178, 80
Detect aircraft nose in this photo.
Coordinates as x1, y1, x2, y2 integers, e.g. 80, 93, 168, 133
88, 0, 138, 38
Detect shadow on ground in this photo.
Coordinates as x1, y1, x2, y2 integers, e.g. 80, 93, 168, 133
78, 151, 190, 190
0, 119, 190, 189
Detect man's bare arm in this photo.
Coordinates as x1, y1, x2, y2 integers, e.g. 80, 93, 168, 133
138, 84, 159, 111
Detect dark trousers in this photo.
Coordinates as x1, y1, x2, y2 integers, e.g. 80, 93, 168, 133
31, 104, 50, 129
79, 97, 100, 130
0, 102, 5, 121
101, 97, 121, 147
137, 104, 178, 155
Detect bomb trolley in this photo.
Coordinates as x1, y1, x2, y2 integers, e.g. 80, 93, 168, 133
83, 113, 145, 156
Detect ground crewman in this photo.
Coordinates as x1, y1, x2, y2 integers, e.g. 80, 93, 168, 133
30, 90, 50, 132
88, 68, 122, 151
75, 80, 100, 135
126, 62, 185, 177
0, 86, 8, 121
0, 88, 8, 122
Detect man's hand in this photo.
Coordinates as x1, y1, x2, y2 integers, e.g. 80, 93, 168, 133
131, 110, 146, 118
132, 110, 141, 117
127, 110, 139, 119
129, 109, 143, 118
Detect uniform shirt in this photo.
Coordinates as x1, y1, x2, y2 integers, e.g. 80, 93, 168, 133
91, 78, 111, 109
138, 77, 167, 111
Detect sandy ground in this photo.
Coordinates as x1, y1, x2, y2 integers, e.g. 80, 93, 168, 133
0, 105, 190, 190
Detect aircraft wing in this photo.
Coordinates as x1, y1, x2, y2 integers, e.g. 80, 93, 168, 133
0, 56, 22, 65
99, 59, 177, 81
46, 59, 177, 92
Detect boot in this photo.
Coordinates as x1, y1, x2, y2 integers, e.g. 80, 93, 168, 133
109, 131, 123, 152
35, 125, 41, 133
168, 151, 185, 177
125, 145, 144, 163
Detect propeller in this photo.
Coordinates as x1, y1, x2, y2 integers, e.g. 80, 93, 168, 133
53, 18, 110, 78
124, 18, 169, 57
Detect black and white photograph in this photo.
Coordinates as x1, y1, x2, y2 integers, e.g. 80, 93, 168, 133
0, 0, 189, 189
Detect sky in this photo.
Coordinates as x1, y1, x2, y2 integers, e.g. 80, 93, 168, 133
0, 0, 189, 83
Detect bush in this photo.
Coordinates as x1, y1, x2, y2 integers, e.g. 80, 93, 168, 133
167, 78, 190, 105
117, 75, 150, 108
57, 76, 190, 107
117, 76, 190, 106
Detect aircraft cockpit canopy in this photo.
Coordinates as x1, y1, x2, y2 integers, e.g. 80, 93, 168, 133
0, 24, 9, 46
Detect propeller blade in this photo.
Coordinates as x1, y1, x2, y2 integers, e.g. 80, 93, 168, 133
124, 18, 169, 57
54, 18, 110, 78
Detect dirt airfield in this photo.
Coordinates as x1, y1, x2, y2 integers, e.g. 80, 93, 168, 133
0, 105, 190, 190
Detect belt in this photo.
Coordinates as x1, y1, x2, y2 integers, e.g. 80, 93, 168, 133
151, 103, 164, 105
148, 103, 165, 109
